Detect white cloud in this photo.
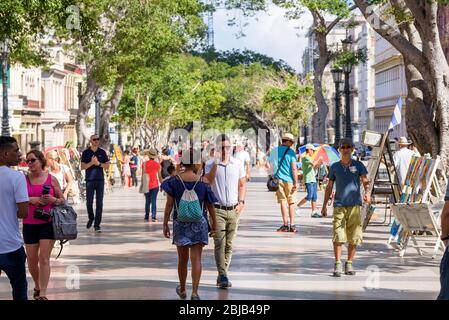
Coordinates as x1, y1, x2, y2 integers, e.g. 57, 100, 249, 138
212, 4, 313, 73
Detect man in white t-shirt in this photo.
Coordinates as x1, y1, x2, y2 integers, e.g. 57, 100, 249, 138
393, 137, 417, 188
205, 134, 246, 289
234, 141, 251, 182
0, 136, 29, 300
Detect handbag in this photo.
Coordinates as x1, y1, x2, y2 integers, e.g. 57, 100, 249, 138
267, 148, 290, 192
139, 162, 150, 194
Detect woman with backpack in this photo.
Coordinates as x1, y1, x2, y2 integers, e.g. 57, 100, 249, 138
24, 150, 64, 300
161, 148, 218, 300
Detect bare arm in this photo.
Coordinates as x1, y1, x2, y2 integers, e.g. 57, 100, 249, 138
100, 162, 110, 171
235, 177, 247, 215
16, 202, 29, 219
291, 161, 298, 191
441, 201, 449, 247
158, 167, 163, 184
207, 203, 217, 233
360, 175, 371, 203
63, 170, 74, 199
321, 180, 334, 217
204, 162, 217, 184
163, 194, 175, 238
81, 160, 94, 171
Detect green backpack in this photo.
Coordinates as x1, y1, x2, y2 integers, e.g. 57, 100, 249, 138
175, 176, 203, 223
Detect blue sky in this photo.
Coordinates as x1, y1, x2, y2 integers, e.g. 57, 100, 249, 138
212, 4, 313, 73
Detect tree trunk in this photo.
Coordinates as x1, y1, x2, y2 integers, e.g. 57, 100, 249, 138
438, 5, 449, 62
311, 66, 329, 144
99, 77, 125, 150
76, 64, 99, 149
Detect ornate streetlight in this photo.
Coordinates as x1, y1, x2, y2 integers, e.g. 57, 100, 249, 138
331, 68, 344, 148
1, 39, 11, 136
342, 35, 354, 139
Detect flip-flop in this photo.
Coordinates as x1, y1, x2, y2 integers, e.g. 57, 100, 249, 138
311, 213, 322, 218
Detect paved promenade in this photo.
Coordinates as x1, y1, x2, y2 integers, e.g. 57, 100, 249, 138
0, 168, 442, 300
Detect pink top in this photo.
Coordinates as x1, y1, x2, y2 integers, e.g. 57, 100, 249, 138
24, 174, 55, 225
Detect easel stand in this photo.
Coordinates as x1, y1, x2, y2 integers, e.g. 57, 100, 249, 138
361, 131, 401, 231
390, 155, 447, 258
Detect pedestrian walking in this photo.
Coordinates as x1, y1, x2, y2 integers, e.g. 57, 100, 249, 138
160, 148, 174, 180
81, 134, 110, 233
130, 147, 139, 187
143, 148, 163, 222
321, 138, 370, 277
234, 141, 251, 182
297, 144, 323, 218
393, 136, 417, 188
266, 133, 298, 232
0, 136, 29, 300
161, 148, 217, 300
204, 134, 246, 289
438, 182, 449, 300
121, 150, 132, 188
24, 150, 65, 300
46, 150, 74, 201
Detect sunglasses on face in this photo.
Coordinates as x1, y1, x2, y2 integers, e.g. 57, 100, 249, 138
26, 158, 38, 164
92, 138, 100, 142
340, 146, 352, 150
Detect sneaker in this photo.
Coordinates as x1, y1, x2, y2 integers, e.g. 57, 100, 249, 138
191, 294, 201, 300
86, 219, 94, 229
311, 212, 321, 218
276, 225, 289, 232
216, 275, 232, 289
152, 218, 158, 222
144, 218, 149, 222
289, 225, 298, 233
176, 285, 186, 300
94, 227, 102, 233
333, 262, 343, 277
345, 261, 356, 275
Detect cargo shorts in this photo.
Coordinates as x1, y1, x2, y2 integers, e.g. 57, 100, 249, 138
276, 181, 296, 205
333, 206, 363, 246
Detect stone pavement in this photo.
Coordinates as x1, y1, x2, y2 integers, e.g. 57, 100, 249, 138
0, 168, 442, 300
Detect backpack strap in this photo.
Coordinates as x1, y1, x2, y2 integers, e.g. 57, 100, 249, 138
274, 147, 290, 179
55, 240, 69, 259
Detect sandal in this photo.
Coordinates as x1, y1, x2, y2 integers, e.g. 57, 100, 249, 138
176, 285, 186, 300
36, 296, 48, 300
33, 288, 40, 300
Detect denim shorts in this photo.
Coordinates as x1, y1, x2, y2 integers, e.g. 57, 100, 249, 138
305, 182, 318, 202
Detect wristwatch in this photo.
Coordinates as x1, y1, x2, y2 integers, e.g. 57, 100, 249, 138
441, 234, 449, 241
238, 200, 245, 205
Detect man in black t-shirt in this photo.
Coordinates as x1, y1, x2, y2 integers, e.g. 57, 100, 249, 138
81, 135, 110, 232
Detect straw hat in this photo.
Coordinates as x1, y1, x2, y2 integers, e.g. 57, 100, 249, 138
281, 133, 295, 143
146, 148, 158, 159
398, 136, 411, 145
305, 143, 316, 151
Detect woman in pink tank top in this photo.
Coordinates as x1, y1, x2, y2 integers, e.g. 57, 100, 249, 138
23, 150, 64, 300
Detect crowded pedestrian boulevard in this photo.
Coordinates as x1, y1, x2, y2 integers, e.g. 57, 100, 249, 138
0, 168, 440, 300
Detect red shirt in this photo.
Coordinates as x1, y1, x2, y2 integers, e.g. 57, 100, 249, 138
144, 160, 161, 190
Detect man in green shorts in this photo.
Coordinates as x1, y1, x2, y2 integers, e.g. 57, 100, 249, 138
321, 138, 370, 277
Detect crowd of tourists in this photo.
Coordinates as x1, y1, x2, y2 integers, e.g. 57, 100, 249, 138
1, 131, 448, 301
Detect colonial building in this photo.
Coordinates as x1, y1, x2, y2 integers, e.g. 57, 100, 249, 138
369, 34, 407, 140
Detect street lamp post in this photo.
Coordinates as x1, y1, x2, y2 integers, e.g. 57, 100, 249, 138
331, 68, 344, 148
94, 88, 102, 135
1, 39, 11, 137
342, 35, 354, 139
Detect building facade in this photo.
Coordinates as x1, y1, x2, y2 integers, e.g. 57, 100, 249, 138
0, 48, 82, 152
369, 34, 407, 140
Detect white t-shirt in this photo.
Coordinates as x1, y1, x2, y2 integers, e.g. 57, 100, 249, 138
235, 150, 251, 168
0, 166, 29, 254
205, 157, 245, 206
393, 147, 418, 186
